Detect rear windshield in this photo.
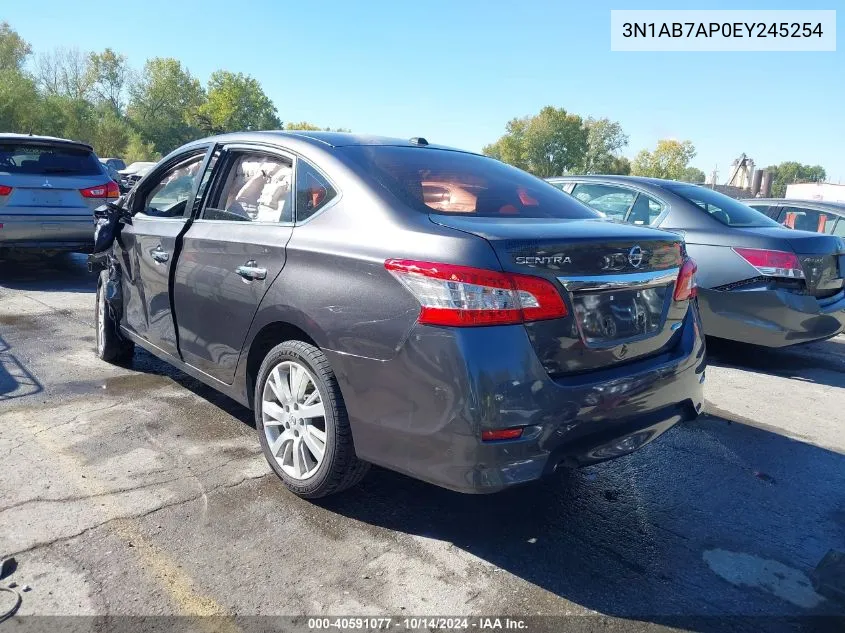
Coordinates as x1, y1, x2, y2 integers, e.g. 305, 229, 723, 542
665, 184, 780, 227
342, 146, 600, 219
0, 143, 102, 176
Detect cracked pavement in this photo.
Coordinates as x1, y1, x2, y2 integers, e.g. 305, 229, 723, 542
1, 253, 844, 631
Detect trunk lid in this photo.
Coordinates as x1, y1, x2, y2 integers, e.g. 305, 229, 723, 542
430, 215, 688, 374
0, 174, 108, 215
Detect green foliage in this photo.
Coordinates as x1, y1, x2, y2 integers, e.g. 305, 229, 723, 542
196, 70, 280, 134
0, 68, 40, 131
582, 117, 628, 174
607, 155, 631, 175
127, 58, 206, 154
88, 48, 129, 112
766, 162, 827, 197
631, 140, 697, 180
483, 106, 588, 178
0, 21, 31, 71
680, 166, 706, 183
285, 121, 351, 132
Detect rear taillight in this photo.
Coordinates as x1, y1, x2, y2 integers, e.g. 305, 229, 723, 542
732, 247, 804, 279
80, 181, 120, 199
673, 258, 698, 301
0, 185, 11, 196
384, 259, 568, 327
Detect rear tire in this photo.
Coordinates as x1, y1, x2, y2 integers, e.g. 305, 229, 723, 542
255, 340, 369, 498
95, 271, 134, 364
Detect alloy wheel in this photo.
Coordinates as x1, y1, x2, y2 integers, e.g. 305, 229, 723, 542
261, 360, 327, 480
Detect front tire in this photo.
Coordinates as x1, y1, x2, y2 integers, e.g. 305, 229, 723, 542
95, 271, 134, 364
255, 340, 369, 498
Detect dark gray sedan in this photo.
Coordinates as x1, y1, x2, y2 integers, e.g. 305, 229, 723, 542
549, 175, 845, 347
94, 133, 704, 498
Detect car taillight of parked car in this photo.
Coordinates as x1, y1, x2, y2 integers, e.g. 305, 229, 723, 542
0, 185, 12, 196
384, 259, 568, 326
80, 181, 120, 199
673, 258, 698, 301
732, 247, 805, 279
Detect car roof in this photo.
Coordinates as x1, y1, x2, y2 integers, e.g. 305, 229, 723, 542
177, 130, 475, 155
0, 133, 94, 151
747, 198, 845, 211
547, 174, 695, 188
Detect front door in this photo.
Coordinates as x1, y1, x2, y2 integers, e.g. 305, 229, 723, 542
120, 148, 210, 356
173, 147, 297, 383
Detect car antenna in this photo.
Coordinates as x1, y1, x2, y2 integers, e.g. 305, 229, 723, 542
409, 137, 429, 146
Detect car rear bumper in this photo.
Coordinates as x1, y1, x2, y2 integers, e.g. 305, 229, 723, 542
698, 287, 845, 347
0, 214, 92, 251
325, 306, 705, 494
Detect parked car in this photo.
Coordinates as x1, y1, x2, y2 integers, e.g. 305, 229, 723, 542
744, 198, 845, 236
549, 176, 845, 347
100, 159, 121, 183
93, 132, 705, 498
117, 161, 156, 193
100, 157, 126, 172
0, 133, 119, 254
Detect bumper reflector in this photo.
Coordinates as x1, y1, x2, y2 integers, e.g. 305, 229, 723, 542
481, 427, 524, 442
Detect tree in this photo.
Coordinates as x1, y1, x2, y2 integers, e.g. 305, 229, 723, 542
195, 70, 280, 134
127, 58, 205, 154
0, 69, 40, 132
35, 47, 95, 100
483, 106, 588, 177
284, 121, 350, 132
766, 161, 826, 197
36, 95, 97, 144
581, 117, 628, 173
0, 21, 31, 71
607, 155, 631, 175
680, 166, 706, 183
631, 140, 697, 180
123, 132, 160, 163
89, 48, 130, 113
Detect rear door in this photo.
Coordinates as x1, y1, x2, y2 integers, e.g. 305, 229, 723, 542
120, 147, 213, 354
173, 145, 309, 383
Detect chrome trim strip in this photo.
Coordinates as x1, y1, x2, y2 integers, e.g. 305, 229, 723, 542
558, 267, 679, 292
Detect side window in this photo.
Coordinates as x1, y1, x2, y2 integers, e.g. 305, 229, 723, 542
296, 160, 337, 222
627, 193, 664, 226
570, 183, 635, 221
202, 152, 293, 223
782, 206, 836, 233
833, 220, 845, 237
140, 154, 205, 218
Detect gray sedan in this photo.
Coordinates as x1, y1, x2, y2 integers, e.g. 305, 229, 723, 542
549, 175, 845, 347
93, 132, 705, 499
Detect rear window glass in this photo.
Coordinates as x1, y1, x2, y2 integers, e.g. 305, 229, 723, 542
0, 143, 102, 176
665, 184, 780, 227
342, 146, 599, 219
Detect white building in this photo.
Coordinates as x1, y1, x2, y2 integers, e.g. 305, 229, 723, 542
785, 182, 845, 203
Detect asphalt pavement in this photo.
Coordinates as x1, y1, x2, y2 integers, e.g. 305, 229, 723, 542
1, 252, 844, 632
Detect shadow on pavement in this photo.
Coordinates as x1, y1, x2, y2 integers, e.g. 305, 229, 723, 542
707, 337, 845, 390
319, 414, 845, 631
0, 251, 96, 293
0, 333, 43, 401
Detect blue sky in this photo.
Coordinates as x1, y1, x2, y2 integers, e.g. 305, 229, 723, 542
4, 0, 843, 180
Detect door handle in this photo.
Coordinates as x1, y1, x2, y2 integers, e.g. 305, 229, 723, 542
151, 246, 169, 263
236, 261, 267, 281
